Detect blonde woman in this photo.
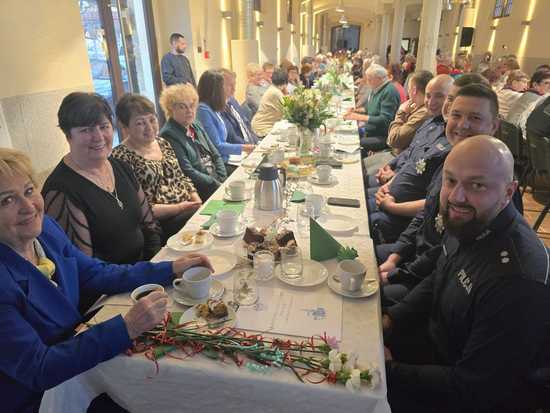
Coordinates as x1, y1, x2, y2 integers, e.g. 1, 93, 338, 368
159, 83, 227, 200
244, 62, 268, 115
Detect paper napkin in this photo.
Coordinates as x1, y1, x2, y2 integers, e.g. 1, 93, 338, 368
200, 200, 245, 216
290, 190, 306, 203
310, 218, 343, 261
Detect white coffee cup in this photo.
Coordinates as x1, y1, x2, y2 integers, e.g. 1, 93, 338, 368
305, 193, 325, 218
316, 165, 332, 183
318, 142, 332, 158
173, 266, 212, 299
225, 180, 246, 200
216, 209, 240, 235
337, 260, 366, 292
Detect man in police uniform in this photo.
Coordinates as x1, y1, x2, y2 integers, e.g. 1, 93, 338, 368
368, 74, 489, 245
383, 135, 550, 412
378, 82, 524, 304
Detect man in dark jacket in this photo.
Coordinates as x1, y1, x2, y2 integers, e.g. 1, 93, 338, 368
383, 135, 550, 412
161, 33, 196, 87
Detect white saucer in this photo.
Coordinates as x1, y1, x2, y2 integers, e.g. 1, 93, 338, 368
179, 303, 236, 329
166, 230, 214, 252
275, 260, 328, 287
222, 191, 252, 202
300, 205, 330, 217
316, 214, 357, 233
172, 280, 225, 306
308, 175, 338, 186
327, 274, 379, 298
206, 249, 238, 276
209, 222, 246, 238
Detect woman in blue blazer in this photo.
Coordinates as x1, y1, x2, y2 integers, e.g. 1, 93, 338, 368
196, 70, 255, 163
0, 148, 212, 412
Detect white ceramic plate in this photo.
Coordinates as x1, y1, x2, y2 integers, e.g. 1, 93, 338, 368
179, 303, 236, 329
210, 222, 246, 238
327, 274, 379, 298
275, 260, 328, 287
308, 175, 338, 186
166, 230, 214, 252
205, 249, 238, 276
172, 280, 225, 306
316, 214, 357, 233
336, 135, 360, 146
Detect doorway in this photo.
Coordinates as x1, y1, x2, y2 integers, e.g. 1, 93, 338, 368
330, 25, 361, 52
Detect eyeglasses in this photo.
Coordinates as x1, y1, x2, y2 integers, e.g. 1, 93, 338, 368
173, 102, 196, 111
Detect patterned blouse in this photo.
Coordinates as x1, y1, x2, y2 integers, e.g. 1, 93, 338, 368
112, 137, 197, 205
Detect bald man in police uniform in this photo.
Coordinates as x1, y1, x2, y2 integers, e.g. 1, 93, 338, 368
383, 136, 550, 412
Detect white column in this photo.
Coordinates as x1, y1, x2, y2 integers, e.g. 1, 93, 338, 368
378, 13, 390, 59
416, 0, 443, 73
305, 0, 315, 56
390, 0, 406, 64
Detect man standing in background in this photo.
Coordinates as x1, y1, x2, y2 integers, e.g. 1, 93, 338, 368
161, 33, 196, 87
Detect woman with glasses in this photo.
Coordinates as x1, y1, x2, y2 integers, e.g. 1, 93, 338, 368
112, 93, 202, 242
159, 83, 227, 200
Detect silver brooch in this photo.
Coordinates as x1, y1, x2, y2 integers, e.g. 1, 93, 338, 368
415, 158, 427, 175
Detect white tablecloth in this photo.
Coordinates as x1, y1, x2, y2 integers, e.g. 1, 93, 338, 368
41, 95, 391, 413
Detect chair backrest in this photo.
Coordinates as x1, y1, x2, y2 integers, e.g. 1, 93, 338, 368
497, 120, 522, 159
526, 132, 550, 174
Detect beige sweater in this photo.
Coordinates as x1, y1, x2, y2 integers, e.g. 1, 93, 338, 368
251, 85, 284, 137
386, 103, 430, 154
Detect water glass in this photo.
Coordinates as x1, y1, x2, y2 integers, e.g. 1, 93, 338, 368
281, 245, 303, 279
254, 250, 275, 281
297, 203, 314, 235
233, 269, 258, 306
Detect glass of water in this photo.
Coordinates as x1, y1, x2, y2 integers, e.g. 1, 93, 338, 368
254, 250, 275, 281
233, 269, 258, 306
281, 245, 303, 279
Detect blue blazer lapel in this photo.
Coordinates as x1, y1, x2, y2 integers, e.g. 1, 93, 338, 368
1, 243, 82, 329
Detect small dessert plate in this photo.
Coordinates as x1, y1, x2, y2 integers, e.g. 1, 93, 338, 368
179, 303, 236, 329
308, 175, 338, 186
209, 222, 246, 238
327, 275, 378, 298
166, 230, 214, 252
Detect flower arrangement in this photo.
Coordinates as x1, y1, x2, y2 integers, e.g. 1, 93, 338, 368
337, 246, 359, 261
315, 67, 355, 95
281, 86, 332, 132
130, 312, 380, 392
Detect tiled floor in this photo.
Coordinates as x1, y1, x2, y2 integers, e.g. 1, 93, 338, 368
523, 189, 550, 247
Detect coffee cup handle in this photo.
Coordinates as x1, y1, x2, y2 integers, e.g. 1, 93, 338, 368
173, 278, 188, 293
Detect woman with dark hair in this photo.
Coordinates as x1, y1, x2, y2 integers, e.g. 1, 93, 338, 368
507, 68, 550, 126
251, 69, 289, 138
112, 94, 202, 242
197, 70, 255, 166
42, 92, 161, 265
388, 63, 407, 103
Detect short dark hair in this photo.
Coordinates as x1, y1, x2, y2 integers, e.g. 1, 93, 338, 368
287, 65, 299, 73
535, 64, 550, 72
454, 72, 490, 88
388, 63, 403, 83
115, 94, 156, 127
409, 70, 434, 94
271, 69, 288, 86
455, 83, 499, 119
530, 69, 550, 88
169, 33, 184, 43
58, 92, 113, 138
197, 70, 226, 111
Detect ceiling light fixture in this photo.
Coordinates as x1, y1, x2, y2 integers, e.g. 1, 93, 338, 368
221, 11, 233, 20
336, 0, 344, 13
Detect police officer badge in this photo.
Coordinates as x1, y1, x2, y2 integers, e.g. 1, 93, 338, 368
415, 158, 427, 175
435, 213, 445, 234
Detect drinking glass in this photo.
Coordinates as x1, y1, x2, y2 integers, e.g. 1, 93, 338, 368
233, 269, 258, 306
297, 203, 314, 235
253, 250, 275, 281
281, 245, 303, 279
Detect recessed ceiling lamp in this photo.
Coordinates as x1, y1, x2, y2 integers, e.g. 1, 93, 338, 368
336, 0, 345, 13
339, 14, 348, 25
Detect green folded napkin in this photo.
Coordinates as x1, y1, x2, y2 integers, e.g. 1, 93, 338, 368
290, 190, 306, 203
201, 215, 217, 229
310, 218, 343, 261
200, 200, 245, 216
342, 97, 352, 102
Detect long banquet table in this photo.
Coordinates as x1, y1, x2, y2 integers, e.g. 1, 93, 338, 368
41, 97, 391, 413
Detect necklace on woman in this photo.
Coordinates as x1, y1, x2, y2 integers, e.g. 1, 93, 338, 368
65, 155, 124, 209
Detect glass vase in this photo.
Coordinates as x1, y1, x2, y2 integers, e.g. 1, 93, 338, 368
299, 127, 314, 157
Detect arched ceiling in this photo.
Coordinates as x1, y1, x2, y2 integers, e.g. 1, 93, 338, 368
311, 0, 423, 19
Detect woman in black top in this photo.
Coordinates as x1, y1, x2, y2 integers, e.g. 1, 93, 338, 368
42, 92, 162, 265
